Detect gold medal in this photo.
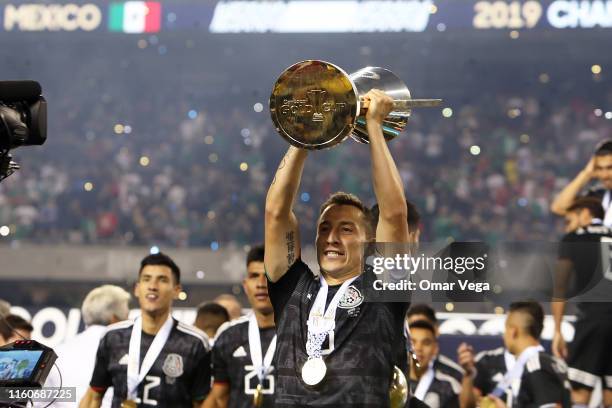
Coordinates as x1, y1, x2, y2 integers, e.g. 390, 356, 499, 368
480, 396, 497, 408
253, 383, 264, 407
121, 400, 138, 408
301, 357, 327, 386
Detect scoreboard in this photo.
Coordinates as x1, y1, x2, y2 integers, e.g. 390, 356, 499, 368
1, 0, 611, 33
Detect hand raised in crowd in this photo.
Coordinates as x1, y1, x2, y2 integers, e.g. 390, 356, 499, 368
457, 342, 476, 376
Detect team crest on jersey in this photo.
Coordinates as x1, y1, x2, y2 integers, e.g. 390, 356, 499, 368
162, 354, 184, 378
338, 285, 363, 309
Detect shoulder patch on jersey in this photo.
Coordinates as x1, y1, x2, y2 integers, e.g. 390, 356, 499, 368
338, 285, 363, 309
213, 316, 249, 342
525, 354, 542, 373
475, 347, 504, 362
232, 346, 247, 358
435, 370, 462, 395
177, 322, 211, 350
162, 353, 184, 378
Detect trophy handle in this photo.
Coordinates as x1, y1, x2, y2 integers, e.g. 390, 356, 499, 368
359, 97, 443, 115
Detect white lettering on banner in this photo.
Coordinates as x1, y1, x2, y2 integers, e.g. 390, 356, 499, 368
4, 3, 102, 32
209, 0, 432, 33
547, 0, 612, 28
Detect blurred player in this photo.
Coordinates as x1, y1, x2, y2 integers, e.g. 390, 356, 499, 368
80, 252, 211, 408
194, 302, 230, 340
41, 284, 130, 408
458, 301, 570, 407
0, 314, 33, 345
408, 320, 460, 407
204, 245, 276, 408
551, 139, 612, 226
214, 294, 243, 321
370, 199, 421, 244
406, 304, 464, 380
551, 197, 612, 407
264, 90, 410, 406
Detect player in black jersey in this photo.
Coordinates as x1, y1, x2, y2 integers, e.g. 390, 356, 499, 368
264, 90, 410, 407
459, 301, 571, 408
551, 197, 612, 407
551, 139, 612, 226
80, 253, 211, 408
407, 320, 460, 408
204, 245, 276, 408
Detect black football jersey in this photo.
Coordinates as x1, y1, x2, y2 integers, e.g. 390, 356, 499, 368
408, 369, 461, 408
434, 354, 464, 383
558, 221, 612, 317
515, 352, 571, 408
474, 347, 511, 403
212, 316, 276, 408
90, 318, 211, 407
268, 259, 409, 407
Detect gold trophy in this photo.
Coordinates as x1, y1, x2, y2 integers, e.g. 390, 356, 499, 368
253, 383, 264, 407
270, 60, 442, 150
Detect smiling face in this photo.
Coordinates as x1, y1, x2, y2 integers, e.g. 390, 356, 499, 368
135, 265, 180, 317
316, 204, 369, 280
242, 261, 273, 315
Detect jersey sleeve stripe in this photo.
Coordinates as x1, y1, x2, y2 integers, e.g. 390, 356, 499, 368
434, 370, 462, 395
176, 322, 211, 350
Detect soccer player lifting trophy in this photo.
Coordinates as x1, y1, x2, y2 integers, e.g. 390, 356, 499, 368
265, 60, 441, 407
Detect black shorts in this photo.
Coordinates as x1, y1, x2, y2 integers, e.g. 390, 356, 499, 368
567, 317, 612, 390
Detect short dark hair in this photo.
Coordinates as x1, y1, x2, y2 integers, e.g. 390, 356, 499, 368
139, 252, 181, 284
246, 244, 265, 266
567, 197, 605, 220
509, 300, 544, 339
594, 139, 612, 156
408, 319, 436, 336
370, 200, 420, 233
407, 304, 437, 325
196, 302, 230, 321
0, 314, 33, 340
319, 191, 372, 237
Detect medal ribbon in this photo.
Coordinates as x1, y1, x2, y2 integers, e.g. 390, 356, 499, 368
414, 360, 435, 401
305, 275, 358, 359
248, 313, 277, 383
127, 313, 174, 400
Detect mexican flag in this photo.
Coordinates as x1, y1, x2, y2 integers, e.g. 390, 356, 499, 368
109, 2, 161, 33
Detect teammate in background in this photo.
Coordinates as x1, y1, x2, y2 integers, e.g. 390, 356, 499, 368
80, 253, 211, 408
265, 90, 410, 406
370, 199, 421, 244
204, 245, 276, 408
40, 285, 130, 408
406, 304, 464, 382
408, 320, 460, 407
194, 302, 230, 340
459, 301, 570, 408
0, 314, 33, 346
214, 294, 243, 321
551, 197, 612, 407
551, 139, 612, 226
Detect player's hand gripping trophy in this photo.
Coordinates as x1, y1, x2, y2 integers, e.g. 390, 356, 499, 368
269, 60, 441, 408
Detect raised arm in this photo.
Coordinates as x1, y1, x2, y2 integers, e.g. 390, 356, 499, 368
264, 146, 308, 282
365, 89, 409, 243
550, 158, 594, 215
78, 388, 104, 408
